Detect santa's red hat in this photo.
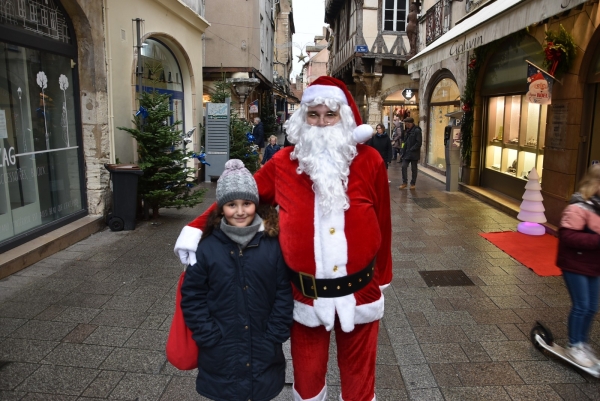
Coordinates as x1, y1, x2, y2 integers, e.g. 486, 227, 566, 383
302, 76, 374, 143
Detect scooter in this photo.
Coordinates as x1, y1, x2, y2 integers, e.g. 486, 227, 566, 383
530, 321, 600, 378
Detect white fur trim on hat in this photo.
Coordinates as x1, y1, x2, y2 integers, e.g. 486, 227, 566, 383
174, 225, 202, 259
353, 124, 374, 144
302, 85, 347, 105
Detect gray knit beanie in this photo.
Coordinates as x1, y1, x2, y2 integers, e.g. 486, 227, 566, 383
216, 159, 259, 207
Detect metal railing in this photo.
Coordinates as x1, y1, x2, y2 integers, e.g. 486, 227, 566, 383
425, 0, 450, 45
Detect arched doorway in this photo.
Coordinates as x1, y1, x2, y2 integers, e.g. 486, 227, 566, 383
0, 0, 85, 248
584, 41, 600, 174
138, 38, 185, 133
427, 78, 460, 172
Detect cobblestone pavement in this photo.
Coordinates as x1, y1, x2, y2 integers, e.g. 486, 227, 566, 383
1, 161, 599, 400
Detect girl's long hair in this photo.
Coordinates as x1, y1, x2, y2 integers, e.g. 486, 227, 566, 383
199, 204, 279, 243
578, 164, 600, 200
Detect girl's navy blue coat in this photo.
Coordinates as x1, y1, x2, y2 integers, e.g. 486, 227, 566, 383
181, 223, 293, 401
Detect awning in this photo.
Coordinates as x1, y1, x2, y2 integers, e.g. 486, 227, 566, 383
407, 0, 587, 74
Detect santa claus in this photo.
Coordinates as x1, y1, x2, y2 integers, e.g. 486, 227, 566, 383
175, 76, 392, 401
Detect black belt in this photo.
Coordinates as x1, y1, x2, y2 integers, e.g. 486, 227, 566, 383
289, 259, 376, 299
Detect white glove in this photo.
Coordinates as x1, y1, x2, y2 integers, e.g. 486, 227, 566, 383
174, 226, 202, 266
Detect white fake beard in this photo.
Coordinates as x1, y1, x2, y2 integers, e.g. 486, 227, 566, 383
290, 123, 357, 215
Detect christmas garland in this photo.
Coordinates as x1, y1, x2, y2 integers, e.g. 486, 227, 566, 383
542, 25, 577, 77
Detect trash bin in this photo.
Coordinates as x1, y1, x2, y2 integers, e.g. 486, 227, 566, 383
104, 164, 143, 231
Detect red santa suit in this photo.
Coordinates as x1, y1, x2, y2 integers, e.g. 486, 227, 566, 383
174, 77, 392, 401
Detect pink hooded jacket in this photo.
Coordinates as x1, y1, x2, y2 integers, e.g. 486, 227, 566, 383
556, 195, 600, 277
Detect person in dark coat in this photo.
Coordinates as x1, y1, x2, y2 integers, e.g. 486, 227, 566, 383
261, 135, 281, 165
399, 117, 422, 190
391, 116, 404, 162
556, 164, 600, 368
253, 117, 265, 155
181, 159, 293, 401
366, 123, 393, 169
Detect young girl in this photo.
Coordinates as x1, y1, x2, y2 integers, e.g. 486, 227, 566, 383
180, 159, 293, 401
556, 164, 600, 367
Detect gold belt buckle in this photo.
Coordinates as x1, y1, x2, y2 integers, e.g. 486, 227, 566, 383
298, 272, 318, 299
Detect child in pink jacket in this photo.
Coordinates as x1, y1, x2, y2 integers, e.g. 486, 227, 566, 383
556, 164, 600, 367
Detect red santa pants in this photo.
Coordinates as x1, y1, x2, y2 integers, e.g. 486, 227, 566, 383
291, 318, 379, 401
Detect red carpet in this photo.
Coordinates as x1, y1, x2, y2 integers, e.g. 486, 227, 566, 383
479, 232, 562, 277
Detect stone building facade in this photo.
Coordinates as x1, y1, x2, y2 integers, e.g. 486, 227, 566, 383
408, 0, 600, 226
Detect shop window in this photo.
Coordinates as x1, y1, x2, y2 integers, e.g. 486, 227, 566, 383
427, 78, 460, 171
0, 42, 82, 242
485, 94, 546, 180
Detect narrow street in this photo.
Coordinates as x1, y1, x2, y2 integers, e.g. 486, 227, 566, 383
1, 162, 598, 400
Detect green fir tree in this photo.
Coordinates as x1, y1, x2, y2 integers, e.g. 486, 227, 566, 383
209, 77, 260, 173
118, 91, 206, 218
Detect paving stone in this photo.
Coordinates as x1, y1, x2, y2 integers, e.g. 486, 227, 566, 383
19, 393, 78, 400
480, 340, 547, 362
0, 318, 27, 337
510, 360, 587, 384
107, 372, 170, 400
497, 323, 530, 341
83, 326, 135, 347
392, 343, 426, 366
413, 326, 469, 344
123, 329, 167, 351
453, 361, 524, 385
41, 343, 113, 368
56, 293, 110, 309
375, 364, 404, 389
376, 344, 398, 365
399, 364, 436, 390
420, 342, 469, 363
14, 365, 98, 395
469, 309, 524, 324
80, 370, 125, 398
503, 384, 564, 401
0, 389, 26, 400
577, 383, 600, 400
440, 386, 512, 401
10, 321, 77, 342
388, 328, 417, 345
460, 325, 508, 342
407, 388, 444, 401
459, 342, 493, 362
0, 302, 49, 319
100, 348, 165, 374
0, 362, 39, 390
89, 309, 148, 328
62, 324, 98, 344
0, 338, 58, 363
550, 383, 593, 400
480, 285, 527, 297
52, 307, 102, 324
422, 310, 477, 326
404, 312, 429, 327
158, 375, 207, 400
448, 296, 498, 311
429, 363, 461, 386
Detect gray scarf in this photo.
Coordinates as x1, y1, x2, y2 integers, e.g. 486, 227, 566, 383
220, 215, 263, 249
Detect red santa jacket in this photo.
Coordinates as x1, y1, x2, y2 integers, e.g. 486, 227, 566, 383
177, 145, 392, 332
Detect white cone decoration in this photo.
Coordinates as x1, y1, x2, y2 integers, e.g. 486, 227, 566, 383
517, 168, 546, 235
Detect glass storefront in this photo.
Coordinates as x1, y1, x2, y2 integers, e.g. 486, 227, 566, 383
427, 78, 460, 171
0, 0, 84, 249
480, 34, 545, 199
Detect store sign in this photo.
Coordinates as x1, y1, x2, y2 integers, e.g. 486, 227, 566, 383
402, 89, 415, 101
355, 45, 368, 53
0, 147, 16, 167
526, 61, 553, 105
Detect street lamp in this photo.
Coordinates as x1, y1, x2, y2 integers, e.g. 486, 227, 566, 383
226, 77, 260, 119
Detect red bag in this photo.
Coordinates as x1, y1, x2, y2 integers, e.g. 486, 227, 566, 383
166, 271, 199, 370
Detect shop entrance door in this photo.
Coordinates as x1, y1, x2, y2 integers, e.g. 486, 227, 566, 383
588, 83, 600, 165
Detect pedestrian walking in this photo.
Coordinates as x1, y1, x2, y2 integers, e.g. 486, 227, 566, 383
175, 76, 392, 401
366, 123, 393, 183
556, 164, 600, 368
180, 159, 293, 401
398, 117, 422, 190
261, 135, 281, 165
391, 116, 404, 162
253, 117, 265, 155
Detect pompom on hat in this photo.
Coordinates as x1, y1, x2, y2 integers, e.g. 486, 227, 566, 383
302, 76, 374, 143
216, 159, 259, 207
